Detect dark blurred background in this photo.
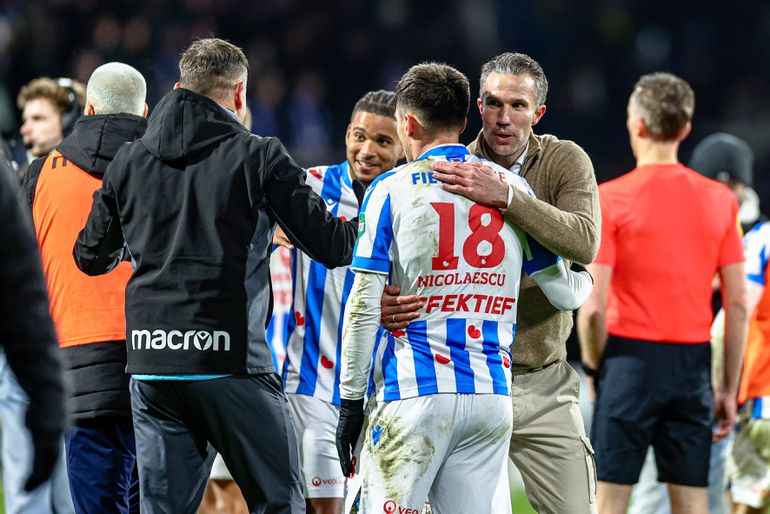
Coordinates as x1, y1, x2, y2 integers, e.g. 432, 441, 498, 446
1, 0, 769, 193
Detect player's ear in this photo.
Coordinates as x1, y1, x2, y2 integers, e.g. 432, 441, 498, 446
532, 104, 546, 126
477, 97, 483, 116
233, 80, 245, 111
677, 121, 692, 142
636, 118, 651, 138
405, 113, 419, 138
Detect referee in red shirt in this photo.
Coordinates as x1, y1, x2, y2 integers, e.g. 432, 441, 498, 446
577, 72, 749, 514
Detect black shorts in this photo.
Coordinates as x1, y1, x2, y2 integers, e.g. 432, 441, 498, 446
591, 336, 713, 487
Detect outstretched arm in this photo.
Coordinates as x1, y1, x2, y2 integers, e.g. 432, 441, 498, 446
264, 139, 358, 269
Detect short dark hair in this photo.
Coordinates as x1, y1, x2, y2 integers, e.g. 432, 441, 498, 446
395, 63, 469, 134
351, 90, 397, 121
480, 52, 548, 105
630, 72, 694, 141
179, 38, 249, 99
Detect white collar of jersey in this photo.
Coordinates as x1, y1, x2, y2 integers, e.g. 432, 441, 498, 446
416, 143, 470, 162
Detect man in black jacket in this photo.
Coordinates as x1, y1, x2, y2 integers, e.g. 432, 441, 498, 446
24, 62, 148, 514
0, 137, 66, 499
75, 38, 358, 514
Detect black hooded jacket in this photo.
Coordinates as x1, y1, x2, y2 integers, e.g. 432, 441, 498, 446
0, 141, 64, 442
74, 89, 358, 375
23, 113, 147, 420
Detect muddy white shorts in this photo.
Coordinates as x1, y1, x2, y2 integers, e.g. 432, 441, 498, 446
287, 393, 346, 498
354, 393, 512, 514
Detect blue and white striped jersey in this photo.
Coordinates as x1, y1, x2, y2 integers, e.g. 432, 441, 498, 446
744, 221, 770, 287
352, 144, 560, 401
265, 247, 293, 372
282, 162, 360, 405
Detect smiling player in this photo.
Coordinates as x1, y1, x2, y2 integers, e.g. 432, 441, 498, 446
281, 90, 403, 514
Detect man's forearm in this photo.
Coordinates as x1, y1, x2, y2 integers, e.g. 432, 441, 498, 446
340, 272, 387, 400
576, 308, 607, 369
722, 302, 748, 394
503, 187, 599, 264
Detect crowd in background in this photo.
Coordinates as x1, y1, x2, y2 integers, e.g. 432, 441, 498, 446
0, 0, 768, 189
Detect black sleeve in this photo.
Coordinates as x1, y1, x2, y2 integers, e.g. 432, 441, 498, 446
0, 159, 64, 435
73, 164, 127, 275
262, 138, 358, 269
20, 157, 46, 210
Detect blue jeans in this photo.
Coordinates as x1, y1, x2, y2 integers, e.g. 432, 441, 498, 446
0, 353, 75, 514
64, 418, 138, 514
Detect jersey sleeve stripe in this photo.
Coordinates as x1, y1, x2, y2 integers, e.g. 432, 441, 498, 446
351, 256, 390, 274
445, 319, 476, 394
522, 233, 561, 275
352, 193, 393, 274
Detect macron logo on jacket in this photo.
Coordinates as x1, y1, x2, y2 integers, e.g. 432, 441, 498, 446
131, 329, 231, 351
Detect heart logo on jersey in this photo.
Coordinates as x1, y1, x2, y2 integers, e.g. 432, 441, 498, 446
502, 355, 511, 368
467, 325, 481, 339
339, 216, 347, 222
435, 354, 451, 365
391, 330, 405, 338
320, 355, 334, 369
295, 312, 305, 326
309, 168, 323, 180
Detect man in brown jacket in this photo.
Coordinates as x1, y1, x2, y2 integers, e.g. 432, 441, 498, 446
381, 52, 600, 513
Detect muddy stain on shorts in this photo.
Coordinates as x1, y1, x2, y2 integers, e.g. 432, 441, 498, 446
369, 413, 436, 501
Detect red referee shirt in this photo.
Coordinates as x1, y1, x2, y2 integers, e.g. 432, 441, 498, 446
595, 163, 743, 343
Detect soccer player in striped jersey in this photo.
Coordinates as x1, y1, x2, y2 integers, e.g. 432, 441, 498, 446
335, 63, 593, 514
281, 90, 403, 514
726, 218, 770, 513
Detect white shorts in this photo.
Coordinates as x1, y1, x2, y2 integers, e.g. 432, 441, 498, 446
728, 400, 770, 509
287, 393, 345, 498
354, 394, 513, 514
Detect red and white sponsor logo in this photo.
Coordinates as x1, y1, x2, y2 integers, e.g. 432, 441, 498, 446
310, 476, 344, 487
383, 499, 419, 514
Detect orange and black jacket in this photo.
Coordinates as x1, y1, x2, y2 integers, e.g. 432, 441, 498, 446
23, 114, 146, 420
